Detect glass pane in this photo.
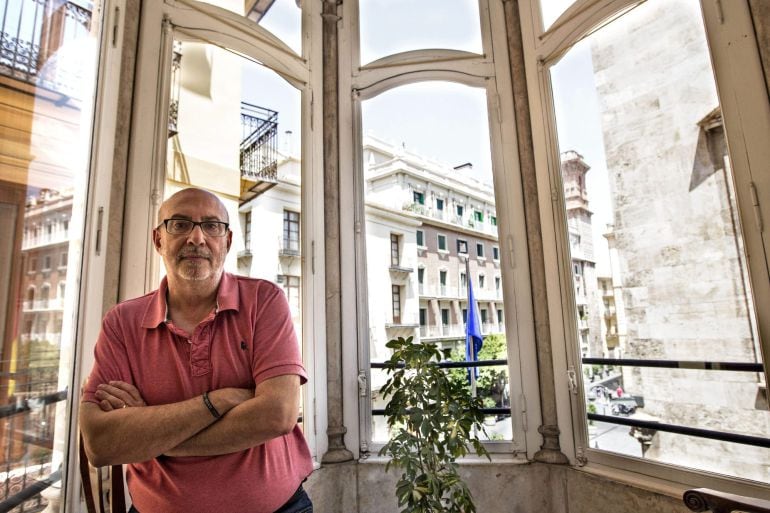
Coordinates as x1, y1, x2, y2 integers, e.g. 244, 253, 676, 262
362, 82, 512, 443
359, 0, 482, 65
0, 0, 102, 508
196, 0, 302, 55
165, 38, 304, 421
539, 0, 577, 30
549, 0, 768, 482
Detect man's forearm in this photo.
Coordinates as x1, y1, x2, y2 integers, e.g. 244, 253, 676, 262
80, 388, 245, 466
165, 376, 300, 457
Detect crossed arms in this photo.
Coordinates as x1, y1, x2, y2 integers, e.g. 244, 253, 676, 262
79, 374, 300, 467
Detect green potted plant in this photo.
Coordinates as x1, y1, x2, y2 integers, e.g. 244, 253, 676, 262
378, 336, 490, 513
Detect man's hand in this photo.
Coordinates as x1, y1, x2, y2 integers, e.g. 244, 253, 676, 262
95, 381, 147, 411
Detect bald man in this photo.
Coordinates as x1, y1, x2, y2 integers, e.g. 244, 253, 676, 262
80, 188, 314, 513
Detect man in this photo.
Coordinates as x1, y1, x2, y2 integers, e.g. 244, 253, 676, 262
80, 188, 313, 513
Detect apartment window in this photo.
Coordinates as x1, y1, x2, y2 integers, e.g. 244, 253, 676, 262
457, 239, 468, 254
283, 210, 300, 253
243, 211, 252, 250
478, 274, 485, 289
43, 255, 51, 271
497, 309, 503, 324
462, 308, 468, 325
476, 242, 484, 258
392, 285, 402, 324
437, 234, 447, 251
491, 215, 497, 226
480, 308, 487, 324
460, 272, 467, 290
413, 191, 425, 205
439, 270, 447, 287
441, 308, 449, 327
456, 204, 464, 217
29, 257, 37, 272
436, 198, 444, 211
495, 276, 501, 291
418, 267, 424, 285
419, 308, 426, 327
390, 234, 400, 266
532, 0, 770, 484
493, 246, 499, 261
60, 252, 68, 267
58, 282, 66, 299
474, 210, 483, 222
416, 229, 424, 247
282, 275, 301, 315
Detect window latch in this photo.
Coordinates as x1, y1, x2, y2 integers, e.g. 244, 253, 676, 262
357, 371, 368, 398
567, 366, 578, 394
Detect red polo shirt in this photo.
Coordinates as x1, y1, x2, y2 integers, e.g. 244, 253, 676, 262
83, 273, 313, 513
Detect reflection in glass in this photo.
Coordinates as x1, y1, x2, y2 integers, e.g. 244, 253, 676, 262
163, 38, 304, 425
0, 0, 102, 508
195, 0, 302, 55
359, 0, 482, 65
361, 82, 511, 443
549, 0, 768, 482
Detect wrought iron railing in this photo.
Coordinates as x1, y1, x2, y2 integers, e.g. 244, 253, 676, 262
0, 0, 92, 96
240, 102, 278, 182
0, 387, 68, 513
583, 357, 768, 449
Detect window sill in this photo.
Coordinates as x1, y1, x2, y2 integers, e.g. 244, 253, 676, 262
359, 453, 529, 466
576, 458, 770, 502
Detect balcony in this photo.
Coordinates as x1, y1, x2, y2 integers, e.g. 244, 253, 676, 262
22, 298, 64, 312
279, 239, 300, 258
0, 1, 92, 98
240, 102, 279, 203
22, 231, 69, 250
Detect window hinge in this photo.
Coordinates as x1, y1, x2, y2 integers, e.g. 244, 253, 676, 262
492, 93, 502, 125
95, 206, 104, 256
311, 240, 315, 274
520, 394, 528, 432
714, 0, 725, 24
567, 366, 578, 394
357, 371, 368, 397
750, 182, 763, 232
111, 6, 120, 47
506, 234, 515, 269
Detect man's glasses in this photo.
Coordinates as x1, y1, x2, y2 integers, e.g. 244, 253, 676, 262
159, 218, 229, 237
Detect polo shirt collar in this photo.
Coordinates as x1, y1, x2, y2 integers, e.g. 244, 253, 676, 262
140, 273, 240, 329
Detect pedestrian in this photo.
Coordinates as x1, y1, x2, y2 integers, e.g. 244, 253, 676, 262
79, 188, 313, 513
616, 385, 624, 398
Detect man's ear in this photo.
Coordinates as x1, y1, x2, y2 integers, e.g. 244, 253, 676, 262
152, 228, 162, 252
226, 230, 233, 252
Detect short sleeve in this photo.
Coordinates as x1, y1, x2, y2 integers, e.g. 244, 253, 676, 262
251, 283, 307, 386
81, 307, 134, 404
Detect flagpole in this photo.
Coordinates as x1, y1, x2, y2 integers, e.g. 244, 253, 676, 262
466, 256, 477, 400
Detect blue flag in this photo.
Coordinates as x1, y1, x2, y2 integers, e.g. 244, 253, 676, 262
465, 269, 483, 378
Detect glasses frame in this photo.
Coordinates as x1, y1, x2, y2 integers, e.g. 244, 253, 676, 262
158, 218, 230, 237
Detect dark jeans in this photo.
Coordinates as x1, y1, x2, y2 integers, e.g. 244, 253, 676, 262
127, 485, 312, 513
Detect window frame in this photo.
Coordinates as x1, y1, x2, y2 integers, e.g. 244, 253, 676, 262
437, 233, 448, 252
345, 0, 539, 458
519, 0, 770, 496
118, 0, 324, 466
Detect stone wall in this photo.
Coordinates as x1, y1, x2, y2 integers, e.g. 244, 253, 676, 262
303, 461, 690, 513
589, 0, 768, 480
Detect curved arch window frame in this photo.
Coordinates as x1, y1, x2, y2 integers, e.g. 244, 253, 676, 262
519, 0, 770, 496
341, 0, 541, 459
119, 0, 325, 462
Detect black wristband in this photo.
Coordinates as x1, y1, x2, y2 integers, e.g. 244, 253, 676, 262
202, 391, 221, 419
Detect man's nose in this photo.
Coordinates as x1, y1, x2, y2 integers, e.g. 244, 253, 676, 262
186, 224, 207, 244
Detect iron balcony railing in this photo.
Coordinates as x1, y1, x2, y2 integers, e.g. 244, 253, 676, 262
0, 0, 92, 96
583, 357, 769, 449
240, 102, 278, 182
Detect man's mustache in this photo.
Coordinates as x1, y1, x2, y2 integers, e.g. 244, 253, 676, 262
177, 249, 212, 259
